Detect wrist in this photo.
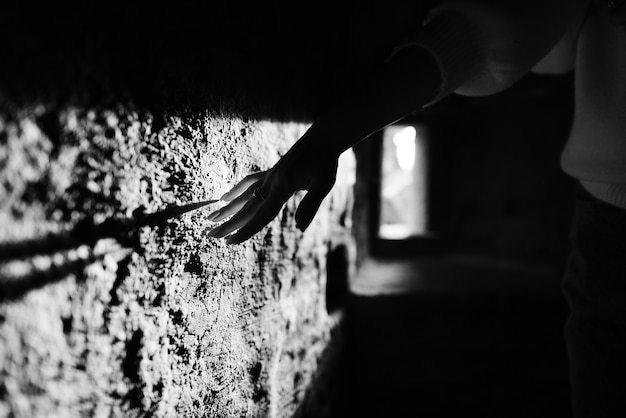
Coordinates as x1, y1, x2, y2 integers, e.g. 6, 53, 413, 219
290, 120, 347, 159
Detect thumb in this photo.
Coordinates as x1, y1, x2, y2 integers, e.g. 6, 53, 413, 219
295, 171, 336, 232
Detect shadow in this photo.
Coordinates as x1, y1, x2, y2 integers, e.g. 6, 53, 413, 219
292, 313, 348, 418
341, 292, 572, 417
291, 285, 572, 417
0, 201, 213, 303
0, 200, 214, 262
0, 247, 128, 303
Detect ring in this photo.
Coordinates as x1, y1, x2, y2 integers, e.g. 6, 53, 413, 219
253, 187, 266, 201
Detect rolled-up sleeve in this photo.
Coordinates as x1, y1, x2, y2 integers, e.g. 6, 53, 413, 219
391, 0, 589, 104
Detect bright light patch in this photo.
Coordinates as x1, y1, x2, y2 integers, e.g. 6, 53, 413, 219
393, 126, 416, 171
379, 125, 429, 239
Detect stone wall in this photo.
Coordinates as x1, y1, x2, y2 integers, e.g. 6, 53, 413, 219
0, 102, 355, 417
0, 4, 444, 416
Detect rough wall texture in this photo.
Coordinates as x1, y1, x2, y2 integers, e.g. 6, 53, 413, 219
0, 102, 355, 417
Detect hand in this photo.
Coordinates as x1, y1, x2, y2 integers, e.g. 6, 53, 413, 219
206, 146, 339, 245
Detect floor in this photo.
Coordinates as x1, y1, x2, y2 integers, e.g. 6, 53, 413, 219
340, 255, 572, 417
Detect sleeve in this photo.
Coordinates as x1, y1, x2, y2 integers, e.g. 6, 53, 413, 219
530, 9, 587, 75
390, 0, 590, 105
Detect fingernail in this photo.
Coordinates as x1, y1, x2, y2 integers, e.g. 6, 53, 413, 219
225, 234, 238, 245
206, 227, 220, 238
220, 191, 230, 201
207, 210, 221, 221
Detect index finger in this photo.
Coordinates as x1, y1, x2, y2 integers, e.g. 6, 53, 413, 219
220, 172, 267, 201
225, 188, 291, 245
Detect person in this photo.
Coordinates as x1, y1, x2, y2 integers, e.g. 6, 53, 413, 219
207, 0, 626, 415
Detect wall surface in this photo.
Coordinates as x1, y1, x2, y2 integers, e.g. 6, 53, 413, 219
0, 102, 355, 417
0, 4, 375, 417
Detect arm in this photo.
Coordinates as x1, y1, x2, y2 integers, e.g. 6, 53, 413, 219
208, 0, 588, 245
530, 22, 579, 75
287, 48, 442, 158
206, 48, 441, 244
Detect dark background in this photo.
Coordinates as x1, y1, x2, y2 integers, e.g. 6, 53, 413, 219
1, 3, 438, 118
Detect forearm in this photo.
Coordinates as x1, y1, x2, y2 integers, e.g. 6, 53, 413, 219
285, 0, 586, 162
288, 47, 441, 159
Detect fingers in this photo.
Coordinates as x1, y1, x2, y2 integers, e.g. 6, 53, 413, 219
295, 170, 337, 232
208, 180, 260, 222
220, 172, 267, 201
215, 173, 334, 244
207, 159, 338, 244
207, 167, 292, 243
225, 190, 287, 245
206, 197, 259, 239
208, 185, 287, 243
